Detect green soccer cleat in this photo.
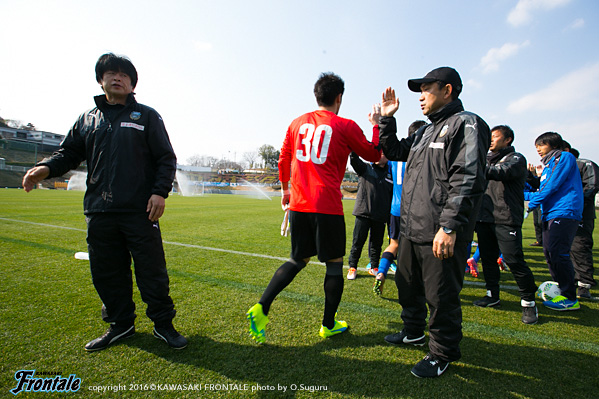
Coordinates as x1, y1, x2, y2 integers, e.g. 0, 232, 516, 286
246, 303, 269, 344
373, 276, 385, 296
319, 319, 348, 338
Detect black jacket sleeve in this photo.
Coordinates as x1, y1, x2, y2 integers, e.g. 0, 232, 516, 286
146, 110, 177, 198
37, 116, 86, 178
439, 115, 490, 231
580, 159, 599, 199
349, 152, 367, 176
378, 116, 413, 162
486, 153, 527, 182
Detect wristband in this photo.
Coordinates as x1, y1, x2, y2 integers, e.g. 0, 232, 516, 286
282, 189, 290, 195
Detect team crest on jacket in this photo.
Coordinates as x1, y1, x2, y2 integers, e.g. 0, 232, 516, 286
130, 111, 142, 120
439, 125, 449, 137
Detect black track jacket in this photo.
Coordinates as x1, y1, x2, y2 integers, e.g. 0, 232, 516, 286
349, 152, 393, 223
577, 157, 599, 220
38, 94, 177, 214
378, 99, 490, 244
477, 146, 527, 227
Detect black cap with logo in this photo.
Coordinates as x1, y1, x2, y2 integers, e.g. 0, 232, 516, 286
407, 67, 462, 96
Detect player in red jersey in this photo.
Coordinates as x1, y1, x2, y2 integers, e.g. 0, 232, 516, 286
247, 72, 381, 342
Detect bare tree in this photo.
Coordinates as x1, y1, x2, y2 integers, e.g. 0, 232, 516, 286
243, 151, 259, 169
186, 154, 220, 168
186, 154, 205, 166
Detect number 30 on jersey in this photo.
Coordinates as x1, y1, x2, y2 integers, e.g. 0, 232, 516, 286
296, 123, 332, 164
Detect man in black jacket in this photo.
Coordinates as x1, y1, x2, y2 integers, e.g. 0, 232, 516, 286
378, 67, 490, 378
472, 125, 538, 324
566, 148, 599, 299
23, 53, 187, 351
346, 150, 392, 280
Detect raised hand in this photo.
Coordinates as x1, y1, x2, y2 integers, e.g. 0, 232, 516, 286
381, 87, 400, 117
368, 103, 381, 126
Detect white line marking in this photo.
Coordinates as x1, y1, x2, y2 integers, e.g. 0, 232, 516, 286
0, 217, 518, 290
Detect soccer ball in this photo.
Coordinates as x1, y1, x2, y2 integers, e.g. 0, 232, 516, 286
536, 281, 561, 301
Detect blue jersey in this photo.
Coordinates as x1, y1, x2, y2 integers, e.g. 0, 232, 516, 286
389, 161, 406, 217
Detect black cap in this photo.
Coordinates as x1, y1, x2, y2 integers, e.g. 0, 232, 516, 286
407, 66, 462, 95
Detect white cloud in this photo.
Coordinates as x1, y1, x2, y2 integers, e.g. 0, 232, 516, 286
564, 18, 585, 31
507, 0, 572, 27
466, 79, 482, 90
480, 41, 530, 74
193, 41, 213, 52
507, 62, 599, 113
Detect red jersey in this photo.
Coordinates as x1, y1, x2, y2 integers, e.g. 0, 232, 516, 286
278, 110, 381, 215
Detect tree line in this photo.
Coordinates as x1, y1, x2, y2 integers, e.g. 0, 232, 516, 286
186, 144, 280, 171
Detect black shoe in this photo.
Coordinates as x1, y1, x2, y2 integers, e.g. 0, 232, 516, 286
522, 305, 538, 325
384, 329, 425, 346
85, 324, 135, 352
473, 296, 501, 307
529, 241, 542, 247
411, 353, 449, 378
153, 325, 188, 349
577, 286, 591, 300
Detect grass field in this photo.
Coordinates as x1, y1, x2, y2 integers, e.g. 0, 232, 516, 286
1, 189, 598, 398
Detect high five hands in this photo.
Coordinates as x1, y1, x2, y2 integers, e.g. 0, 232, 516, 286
381, 87, 400, 117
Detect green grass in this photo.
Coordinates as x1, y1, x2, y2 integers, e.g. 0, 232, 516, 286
1, 189, 598, 398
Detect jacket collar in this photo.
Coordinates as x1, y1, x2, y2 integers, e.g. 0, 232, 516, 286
488, 145, 514, 164
428, 99, 464, 125
94, 93, 137, 110
541, 149, 561, 166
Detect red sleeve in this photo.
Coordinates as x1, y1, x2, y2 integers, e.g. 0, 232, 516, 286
372, 125, 380, 146
348, 122, 381, 162
278, 128, 293, 183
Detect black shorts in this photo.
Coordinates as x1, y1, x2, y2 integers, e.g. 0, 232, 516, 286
388, 214, 401, 241
290, 211, 346, 262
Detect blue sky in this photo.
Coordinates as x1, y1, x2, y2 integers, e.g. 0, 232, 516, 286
1, 0, 598, 167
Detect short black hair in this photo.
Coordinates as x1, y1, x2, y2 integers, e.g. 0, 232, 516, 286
562, 140, 571, 151
95, 53, 138, 88
314, 72, 344, 106
534, 132, 563, 150
491, 125, 515, 145
408, 120, 426, 136
570, 148, 580, 159
433, 81, 460, 101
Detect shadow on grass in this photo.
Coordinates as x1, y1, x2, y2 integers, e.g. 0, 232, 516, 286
116, 327, 598, 399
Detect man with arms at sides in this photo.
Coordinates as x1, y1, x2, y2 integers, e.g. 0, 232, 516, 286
246, 72, 381, 343
22, 53, 187, 351
472, 125, 538, 325
378, 67, 490, 378
563, 146, 599, 299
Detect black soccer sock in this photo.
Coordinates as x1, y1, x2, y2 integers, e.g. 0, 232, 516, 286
259, 260, 304, 315
381, 251, 395, 261
322, 262, 344, 329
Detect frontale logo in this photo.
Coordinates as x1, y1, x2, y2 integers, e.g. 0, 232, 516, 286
10, 370, 81, 395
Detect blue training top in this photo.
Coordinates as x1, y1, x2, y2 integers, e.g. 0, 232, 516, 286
524, 151, 583, 221
389, 160, 406, 217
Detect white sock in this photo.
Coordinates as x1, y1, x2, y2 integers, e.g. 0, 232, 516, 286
521, 299, 535, 307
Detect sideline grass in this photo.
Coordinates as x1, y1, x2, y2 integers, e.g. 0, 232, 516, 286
1, 189, 598, 398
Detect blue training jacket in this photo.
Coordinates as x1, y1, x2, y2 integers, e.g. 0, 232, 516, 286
389, 160, 406, 217
524, 151, 583, 221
